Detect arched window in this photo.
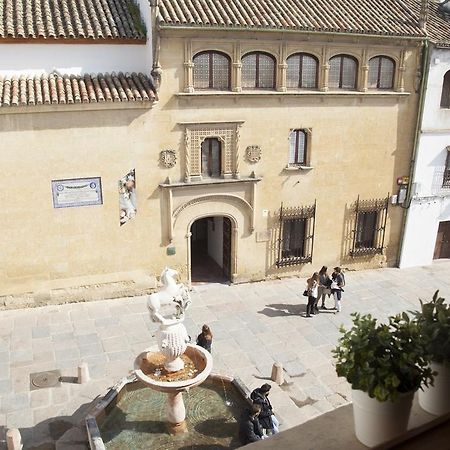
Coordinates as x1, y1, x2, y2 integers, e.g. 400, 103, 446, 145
193, 51, 231, 90
441, 71, 450, 108
329, 55, 358, 90
201, 138, 221, 178
242, 52, 276, 89
368, 56, 395, 89
286, 53, 318, 89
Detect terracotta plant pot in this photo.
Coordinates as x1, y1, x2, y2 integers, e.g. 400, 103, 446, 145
352, 389, 414, 448
419, 361, 450, 416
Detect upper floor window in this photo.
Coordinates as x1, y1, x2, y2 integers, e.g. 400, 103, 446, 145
440, 70, 450, 108
193, 51, 231, 90
443, 150, 450, 187
329, 55, 358, 90
289, 129, 307, 165
286, 53, 318, 89
201, 138, 221, 178
242, 52, 276, 89
368, 56, 395, 90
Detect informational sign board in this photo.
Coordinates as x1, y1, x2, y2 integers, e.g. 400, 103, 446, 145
51, 177, 103, 208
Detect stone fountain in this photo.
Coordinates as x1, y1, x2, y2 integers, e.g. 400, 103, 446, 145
133, 267, 213, 434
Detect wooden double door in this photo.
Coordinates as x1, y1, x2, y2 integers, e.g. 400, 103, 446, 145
434, 221, 450, 259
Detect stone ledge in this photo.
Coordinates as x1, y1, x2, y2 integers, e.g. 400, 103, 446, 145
244, 396, 450, 449
0, 271, 157, 311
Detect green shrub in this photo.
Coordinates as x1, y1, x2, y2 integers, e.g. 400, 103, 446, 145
413, 291, 450, 365
333, 313, 433, 402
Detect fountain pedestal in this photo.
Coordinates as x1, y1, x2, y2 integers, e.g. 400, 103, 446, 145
167, 392, 187, 434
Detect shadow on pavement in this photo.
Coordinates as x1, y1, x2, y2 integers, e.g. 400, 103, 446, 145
257, 304, 306, 317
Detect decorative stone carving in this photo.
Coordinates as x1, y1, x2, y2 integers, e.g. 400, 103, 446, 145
246, 145, 262, 163
160, 150, 177, 168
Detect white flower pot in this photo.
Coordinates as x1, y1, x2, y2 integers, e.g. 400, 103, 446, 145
419, 361, 450, 416
352, 389, 414, 448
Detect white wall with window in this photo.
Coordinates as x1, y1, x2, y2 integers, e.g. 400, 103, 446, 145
400, 129, 450, 267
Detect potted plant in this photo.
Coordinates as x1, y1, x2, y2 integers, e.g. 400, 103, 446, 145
414, 291, 450, 416
333, 313, 433, 448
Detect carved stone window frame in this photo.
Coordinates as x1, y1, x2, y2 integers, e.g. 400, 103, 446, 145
180, 121, 244, 182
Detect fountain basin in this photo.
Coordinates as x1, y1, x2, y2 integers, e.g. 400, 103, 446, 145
134, 344, 213, 392
85, 373, 251, 450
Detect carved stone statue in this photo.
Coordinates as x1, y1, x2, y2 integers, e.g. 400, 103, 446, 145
147, 267, 191, 371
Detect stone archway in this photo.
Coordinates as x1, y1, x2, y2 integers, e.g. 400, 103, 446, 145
173, 198, 247, 285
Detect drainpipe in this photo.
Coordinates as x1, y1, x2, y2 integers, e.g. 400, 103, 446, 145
396, 39, 430, 267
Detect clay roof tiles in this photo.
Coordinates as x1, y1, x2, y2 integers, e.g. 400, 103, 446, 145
0, 0, 146, 41
158, 0, 426, 38
0, 72, 157, 107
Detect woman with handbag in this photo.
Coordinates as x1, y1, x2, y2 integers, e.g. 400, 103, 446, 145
305, 272, 319, 318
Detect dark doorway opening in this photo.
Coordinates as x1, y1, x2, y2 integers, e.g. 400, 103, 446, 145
434, 220, 450, 260
191, 216, 232, 283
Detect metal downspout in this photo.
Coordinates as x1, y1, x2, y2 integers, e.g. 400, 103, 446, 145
397, 40, 430, 267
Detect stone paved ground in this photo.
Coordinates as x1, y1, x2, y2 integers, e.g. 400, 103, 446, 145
0, 261, 450, 448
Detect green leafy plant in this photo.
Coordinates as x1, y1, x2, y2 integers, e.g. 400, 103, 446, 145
413, 291, 450, 365
332, 313, 433, 402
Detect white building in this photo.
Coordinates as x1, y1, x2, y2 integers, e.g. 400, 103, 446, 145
400, 4, 450, 267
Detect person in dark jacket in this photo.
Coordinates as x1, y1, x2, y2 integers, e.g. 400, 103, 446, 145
196, 324, 212, 353
239, 404, 264, 445
250, 384, 280, 434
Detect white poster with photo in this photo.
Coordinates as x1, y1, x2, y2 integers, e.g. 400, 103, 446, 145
119, 169, 137, 226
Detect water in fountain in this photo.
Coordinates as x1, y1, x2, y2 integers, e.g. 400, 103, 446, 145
220, 376, 233, 407
100, 378, 247, 449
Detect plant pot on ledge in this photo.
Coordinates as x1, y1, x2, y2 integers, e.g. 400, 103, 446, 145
333, 313, 433, 448
414, 291, 450, 416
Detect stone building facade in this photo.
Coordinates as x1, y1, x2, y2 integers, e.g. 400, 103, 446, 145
0, 0, 431, 297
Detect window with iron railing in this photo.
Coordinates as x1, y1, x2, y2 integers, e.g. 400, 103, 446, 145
277, 202, 316, 267
443, 151, 450, 187
350, 196, 389, 256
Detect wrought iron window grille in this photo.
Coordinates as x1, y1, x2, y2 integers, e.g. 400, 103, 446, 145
276, 201, 316, 267
350, 195, 389, 257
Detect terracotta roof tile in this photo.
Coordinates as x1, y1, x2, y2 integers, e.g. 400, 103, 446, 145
0, 0, 146, 41
158, 0, 426, 37
0, 72, 156, 107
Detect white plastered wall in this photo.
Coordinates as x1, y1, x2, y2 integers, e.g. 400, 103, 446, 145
0, 0, 152, 77
399, 48, 450, 268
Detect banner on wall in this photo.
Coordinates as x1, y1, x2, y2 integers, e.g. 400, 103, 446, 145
119, 169, 137, 226
51, 177, 103, 208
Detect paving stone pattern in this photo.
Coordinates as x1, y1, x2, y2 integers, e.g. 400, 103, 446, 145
0, 262, 450, 448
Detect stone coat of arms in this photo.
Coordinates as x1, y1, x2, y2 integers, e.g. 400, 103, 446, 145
246, 145, 262, 163
160, 150, 177, 168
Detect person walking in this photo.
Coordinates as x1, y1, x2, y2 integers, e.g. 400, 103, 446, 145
331, 267, 345, 313
239, 404, 264, 445
250, 384, 280, 435
196, 324, 213, 353
305, 272, 319, 317
316, 266, 331, 311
